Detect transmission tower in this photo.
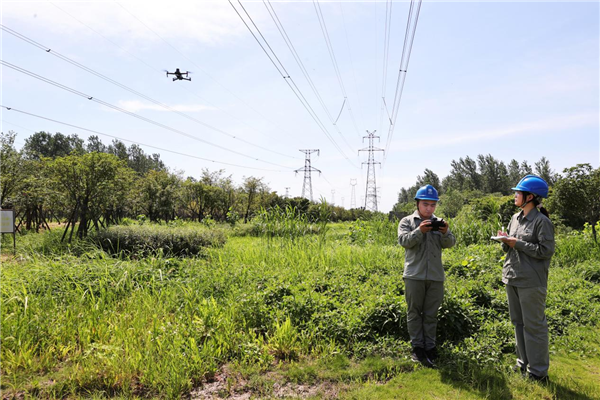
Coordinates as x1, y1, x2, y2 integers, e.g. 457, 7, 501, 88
285, 187, 290, 198
359, 130, 384, 211
331, 189, 335, 205
295, 149, 320, 201
341, 197, 345, 208
350, 179, 357, 209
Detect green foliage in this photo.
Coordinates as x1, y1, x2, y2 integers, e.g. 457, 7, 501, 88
269, 318, 300, 361
347, 216, 397, 246
250, 205, 328, 239
92, 223, 226, 256
46, 152, 133, 238
2, 218, 599, 399
548, 164, 600, 241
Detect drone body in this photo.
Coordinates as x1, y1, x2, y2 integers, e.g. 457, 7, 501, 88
166, 68, 191, 81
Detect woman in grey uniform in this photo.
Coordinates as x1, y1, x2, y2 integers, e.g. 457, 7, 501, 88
497, 175, 554, 383
398, 184, 456, 366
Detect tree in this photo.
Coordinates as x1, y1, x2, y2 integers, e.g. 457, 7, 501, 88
242, 176, 266, 223
534, 157, 556, 186
46, 152, 132, 240
1, 131, 24, 207
416, 169, 441, 191
477, 154, 510, 194
508, 159, 521, 187
548, 164, 600, 242
23, 131, 84, 160
136, 170, 181, 222
86, 135, 107, 153
520, 160, 533, 176
446, 156, 482, 192
127, 144, 165, 175
107, 139, 128, 161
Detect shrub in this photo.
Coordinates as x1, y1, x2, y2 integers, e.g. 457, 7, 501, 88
92, 224, 226, 256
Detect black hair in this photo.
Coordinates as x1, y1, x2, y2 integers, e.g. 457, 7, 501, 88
522, 191, 550, 218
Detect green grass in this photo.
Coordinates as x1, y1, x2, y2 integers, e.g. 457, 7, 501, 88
1, 220, 599, 399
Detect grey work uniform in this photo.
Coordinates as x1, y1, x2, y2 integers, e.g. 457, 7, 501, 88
502, 207, 555, 378
398, 211, 456, 350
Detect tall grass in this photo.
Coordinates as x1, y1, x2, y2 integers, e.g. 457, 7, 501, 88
1, 221, 599, 398
250, 205, 328, 240
92, 223, 226, 256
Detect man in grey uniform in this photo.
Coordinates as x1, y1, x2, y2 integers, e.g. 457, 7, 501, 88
398, 184, 455, 366
497, 175, 554, 383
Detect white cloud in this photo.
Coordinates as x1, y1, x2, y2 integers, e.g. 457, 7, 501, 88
117, 99, 215, 112
392, 112, 598, 152
2, 1, 248, 46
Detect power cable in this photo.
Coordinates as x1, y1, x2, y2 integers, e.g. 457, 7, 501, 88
338, 2, 364, 139
312, 0, 363, 147
49, 1, 298, 152
1, 60, 293, 169
383, 0, 422, 163
379, 0, 393, 133
1, 106, 282, 172
1, 24, 296, 160
229, 0, 358, 168
262, 0, 356, 155
114, 1, 299, 143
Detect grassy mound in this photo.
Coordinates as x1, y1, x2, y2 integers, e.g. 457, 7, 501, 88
92, 224, 226, 256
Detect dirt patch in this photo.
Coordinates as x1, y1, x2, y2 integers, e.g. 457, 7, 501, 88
190, 371, 342, 399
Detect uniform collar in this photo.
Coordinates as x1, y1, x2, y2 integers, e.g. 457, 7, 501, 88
518, 207, 539, 221
412, 210, 437, 220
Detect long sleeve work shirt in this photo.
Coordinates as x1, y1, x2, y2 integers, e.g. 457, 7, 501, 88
502, 207, 555, 288
398, 211, 456, 282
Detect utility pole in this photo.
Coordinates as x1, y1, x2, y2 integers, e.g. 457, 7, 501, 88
359, 130, 384, 211
350, 179, 357, 209
341, 197, 345, 208
331, 189, 335, 205
295, 149, 320, 201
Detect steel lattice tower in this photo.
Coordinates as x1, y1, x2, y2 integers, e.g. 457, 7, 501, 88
295, 149, 320, 201
359, 131, 384, 211
350, 179, 357, 209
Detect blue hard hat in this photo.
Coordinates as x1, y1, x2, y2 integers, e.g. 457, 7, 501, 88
415, 184, 439, 201
512, 175, 549, 198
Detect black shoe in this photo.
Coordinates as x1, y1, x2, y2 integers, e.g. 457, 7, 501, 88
411, 347, 426, 363
528, 373, 549, 384
512, 365, 526, 376
425, 347, 438, 365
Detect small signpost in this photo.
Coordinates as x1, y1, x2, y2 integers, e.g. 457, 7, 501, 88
1, 209, 16, 254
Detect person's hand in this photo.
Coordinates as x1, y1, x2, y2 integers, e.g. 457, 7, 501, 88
497, 230, 508, 237
499, 236, 517, 248
419, 220, 433, 233
439, 221, 449, 234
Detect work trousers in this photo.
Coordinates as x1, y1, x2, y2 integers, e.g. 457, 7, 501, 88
506, 284, 549, 377
404, 278, 444, 350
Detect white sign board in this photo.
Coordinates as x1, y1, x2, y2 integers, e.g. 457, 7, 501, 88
0, 210, 15, 233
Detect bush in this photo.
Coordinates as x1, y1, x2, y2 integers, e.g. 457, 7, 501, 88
92, 224, 226, 256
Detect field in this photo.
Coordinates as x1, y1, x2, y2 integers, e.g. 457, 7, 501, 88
1, 218, 600, 399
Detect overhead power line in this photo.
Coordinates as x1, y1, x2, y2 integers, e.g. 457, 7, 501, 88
262, 0, 355, 154
0, 24, 296, 161
312, 0, 363, 143
383, 0, 422, 162
48, 1, 297, 153
1, 106, 282, 172
379, 0, 393, 133
338, 2, 364, 139
229, 0, 358, 168
1, 60, 292, 169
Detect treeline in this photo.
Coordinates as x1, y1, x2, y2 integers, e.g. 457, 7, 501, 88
392, 154, 600, 240
0, 131, 375, 240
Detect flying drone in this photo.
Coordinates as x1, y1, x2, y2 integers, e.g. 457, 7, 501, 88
165, 68, 191, 81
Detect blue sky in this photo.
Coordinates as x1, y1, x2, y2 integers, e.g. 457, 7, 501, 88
1, 0, 598, 212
